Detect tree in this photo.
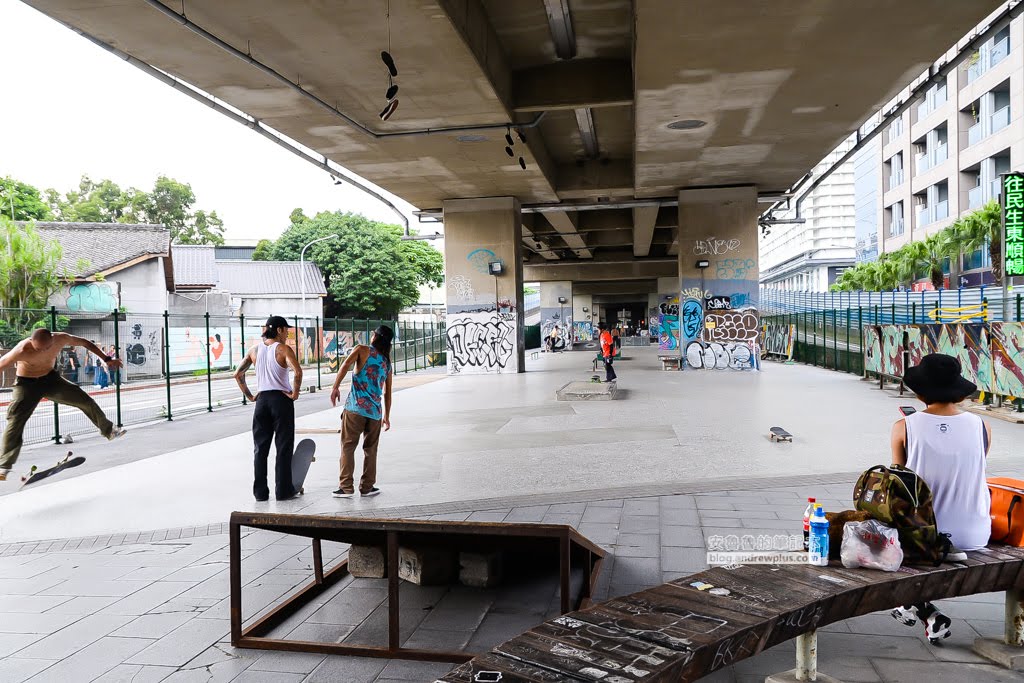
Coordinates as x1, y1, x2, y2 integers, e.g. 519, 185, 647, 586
44, 174, 225, 245
898, 234, 949, 290
270, 211, 422, 317
396, 231, 444, 289
0, 217, 72, 335
0, 177, 52, 221
948, 200, 1002, 281
252, 238, 275, 261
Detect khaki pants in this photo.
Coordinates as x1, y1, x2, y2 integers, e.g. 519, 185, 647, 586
1, 372, 113, 470
339, 410, 382, 494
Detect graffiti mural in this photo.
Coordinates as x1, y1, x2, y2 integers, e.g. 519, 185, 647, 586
681, 299, 703, 341
659, 313, 679, 351
573, 321, 593, 343
715, 259, 756, 280
446, 311, 516, 374
881, 325, 905, 379
867, 324, 992, 390
863, 326, 883, 374
65, 283, 117, 313
168, 327, 232, 373
921, 324, 990, 390
992, 323, 1024, 397
466, 248, 504, 274
761, 323, 794, 359
694, 238, 741, 255
122, 319, 162, 378
703, 311, 759, 342
685, 341, 755, 370
447, 275, 475, 302
705, 296, 732, 311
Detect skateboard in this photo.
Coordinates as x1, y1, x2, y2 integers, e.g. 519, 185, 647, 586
591, 374, 602, 383
769, 427, 793, 443
291, 439, 316, 494
21, 452, 85, 488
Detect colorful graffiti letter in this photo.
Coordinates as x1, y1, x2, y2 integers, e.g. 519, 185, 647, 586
66, 283, 117, 313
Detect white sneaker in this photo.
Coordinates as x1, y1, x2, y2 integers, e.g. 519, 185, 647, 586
106, 427, 127, 441
891, 606, 917, 627
947, 547, 968, 562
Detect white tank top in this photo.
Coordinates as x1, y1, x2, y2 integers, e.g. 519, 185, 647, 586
256, 342, 292, 394
905, 411, 991, 550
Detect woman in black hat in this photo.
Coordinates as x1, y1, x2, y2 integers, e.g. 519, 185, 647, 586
889, 353, 992, 644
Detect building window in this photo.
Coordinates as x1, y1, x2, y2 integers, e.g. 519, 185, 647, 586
887, 117, 903, 145
888, 201, 905, 237
968, 25, 1011, 83
917, 81, 948, 120
888, 152, 904, 189
962, 244, 992, 271
967, 86, 1011, 147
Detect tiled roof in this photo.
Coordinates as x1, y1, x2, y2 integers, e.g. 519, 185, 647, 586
172, 245, 217, 287
30, 222, 169, 278
215, 260, 328, 296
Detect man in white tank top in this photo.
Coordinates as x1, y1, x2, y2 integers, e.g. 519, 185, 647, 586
234, 316, 303, 501
889, 353, 992, 645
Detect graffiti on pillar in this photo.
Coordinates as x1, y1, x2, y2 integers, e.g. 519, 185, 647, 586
65, 283, 117, 312
467, 248, 504, 274
648, 308, 661, 337
658, 296, 680, 351
446, 310, 516, 374
694, 238, 740, 255
716, 259, 756, 280
705, 296, 732, 311
685, 341, 754, 370
681, 287, 711, 301
573, 321, 593, 343
703, 311, 759, 342
447, 275, 475, 302
497, 299, 516, 321
681, 299, 704, 341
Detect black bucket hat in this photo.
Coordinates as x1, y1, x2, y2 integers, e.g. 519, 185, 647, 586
903, 353, 977, 403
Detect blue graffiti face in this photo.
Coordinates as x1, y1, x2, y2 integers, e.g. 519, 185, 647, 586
682, 299, 703, 339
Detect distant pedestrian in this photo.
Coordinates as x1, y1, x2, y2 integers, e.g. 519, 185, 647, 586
329, 325, 394, 499
612, 326, 622, 354
599, 322, 617, 383
234, 316, 303, 502
93, 343, 109, 388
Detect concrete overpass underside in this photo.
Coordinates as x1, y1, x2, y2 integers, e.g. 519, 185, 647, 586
23, 0, 1001, 371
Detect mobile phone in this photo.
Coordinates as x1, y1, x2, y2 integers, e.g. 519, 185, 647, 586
898, 406, 917, 416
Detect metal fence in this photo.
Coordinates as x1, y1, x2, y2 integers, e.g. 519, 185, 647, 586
760, 286, 1024, 322
761, 309, 868, 378
0, 307, 445, 447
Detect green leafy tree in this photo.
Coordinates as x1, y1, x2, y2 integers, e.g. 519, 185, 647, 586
898, 234, 950, 290
0, 217, 74, 335
0, 177, 52, 221
948, 200, 1002, 281
271, 211, 421, 317
252, 238, 275, 261
396, 232, 444, 289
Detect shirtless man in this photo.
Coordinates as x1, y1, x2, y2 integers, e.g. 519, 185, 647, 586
0, 329, 125, 481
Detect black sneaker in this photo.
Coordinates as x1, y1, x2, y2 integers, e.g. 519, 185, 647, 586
255, 495, 269, 502
332, 489, 354, 498
361, 487, 381, 497
917, 603, 952, 644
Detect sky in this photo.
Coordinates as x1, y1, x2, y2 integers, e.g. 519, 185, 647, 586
0, 0, 423, 243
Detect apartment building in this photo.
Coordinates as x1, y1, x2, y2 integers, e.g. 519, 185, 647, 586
876, 13, 1021, 288
759, 144, 857, 291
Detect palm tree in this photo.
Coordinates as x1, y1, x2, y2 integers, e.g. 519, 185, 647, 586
898, 234, 949, 290
948, 200, 1002, 280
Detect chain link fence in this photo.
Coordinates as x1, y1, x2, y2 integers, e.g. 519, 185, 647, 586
0, 307, 445, 447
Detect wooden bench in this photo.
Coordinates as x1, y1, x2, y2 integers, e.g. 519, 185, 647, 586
439, 545, 1024, 682
659, 355, 682, 371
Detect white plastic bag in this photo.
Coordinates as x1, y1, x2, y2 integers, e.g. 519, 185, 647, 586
840, 519, 903, 571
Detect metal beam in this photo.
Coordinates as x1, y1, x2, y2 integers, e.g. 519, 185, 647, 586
545, 211, 593, 258
521, 217, 559, 260
632, 206, 659, 258
543, 0, 576, 59
512, 58, 632, 112
575, 107, 599, 159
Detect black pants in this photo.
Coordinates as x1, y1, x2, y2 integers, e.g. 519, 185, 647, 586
252, 391, 296, 500
603, 356, 617, 382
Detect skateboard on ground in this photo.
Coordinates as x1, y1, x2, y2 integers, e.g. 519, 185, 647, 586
591, 374, 602, 383
291, 439, 316, 495
21, 452, 85, 488
769, 427, 793, 443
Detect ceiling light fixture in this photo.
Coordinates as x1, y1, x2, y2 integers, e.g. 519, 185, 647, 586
667, 119, 706, 130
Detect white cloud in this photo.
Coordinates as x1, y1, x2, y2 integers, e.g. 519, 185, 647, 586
0, 0, 426, 244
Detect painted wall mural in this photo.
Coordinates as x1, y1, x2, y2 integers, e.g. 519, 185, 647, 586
446, 310, 516, 374
168, 327, 233, 373
761, 323, 794, 359
865, 323, 996, 394
685, 341, 755, 370
681, 308, 761, 371
703, 311, 759, 343
573, 321, 593, 343
658, 296, 681, 351
123, 319, 163, 377
65, 283, 117, 313
466, 248, 504, 275
992, 323, 1024, 397
681, 299, 703, 341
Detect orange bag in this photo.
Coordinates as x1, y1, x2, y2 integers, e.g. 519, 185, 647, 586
988, 478, 1024, 546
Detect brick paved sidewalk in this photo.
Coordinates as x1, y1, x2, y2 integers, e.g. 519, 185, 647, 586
0, 476, 1016, 683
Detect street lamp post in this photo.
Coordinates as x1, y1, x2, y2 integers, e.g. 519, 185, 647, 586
300, 234, 340, 320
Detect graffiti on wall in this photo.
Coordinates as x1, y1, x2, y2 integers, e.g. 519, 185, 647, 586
467, 249, 504, 274
703, 311, 759, 342
168, 327, 232, 372
867, 323, 992, 390
685, 341, 755, 370
447, 310, 516, 374
864, 326, 883, 374
761, 323, 795, 359
65, 283, 117, 313
992, 323, 1024, 397
694, 238, 740, 255
123, 319, 162, 376
573, 320, 593, 343
681, 299, 703, 340
716, 259, 756, 280
648, 308, 661, 338
447, 275, 475, 302
659, 313, 679, 351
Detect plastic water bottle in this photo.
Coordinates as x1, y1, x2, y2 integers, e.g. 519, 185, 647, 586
802, 497, 816, 551
808, 504, 829, 566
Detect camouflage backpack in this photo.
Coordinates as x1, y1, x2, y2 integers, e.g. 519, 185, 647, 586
853, 464, 951, 566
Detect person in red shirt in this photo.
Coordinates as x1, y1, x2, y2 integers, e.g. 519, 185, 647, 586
598, 322, 617, 383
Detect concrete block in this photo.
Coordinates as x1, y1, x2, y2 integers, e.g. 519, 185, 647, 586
764, 670, 845, 683
348, 545, 387, 578
459, 551, 503, 588
973, 637, 1024, 669
398, 546, 456, 586
555, 380, 617, 401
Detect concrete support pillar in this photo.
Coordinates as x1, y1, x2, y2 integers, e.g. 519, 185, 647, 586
653, 276, 680, 353
443, 197, 524, 374
540, 281, 573, 349
974, 588, 1024, 669
677, 187, 761, 370
572, 294, 594, 342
